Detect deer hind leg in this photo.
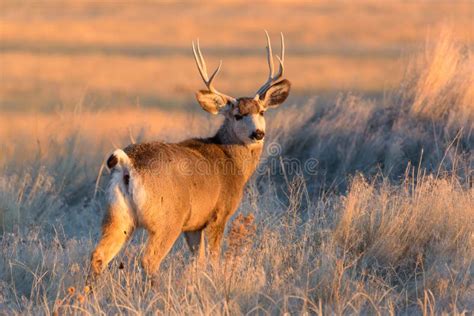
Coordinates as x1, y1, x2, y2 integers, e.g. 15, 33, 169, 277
184, 230, 206, 264
141, 225, 182, 277
90, 194, 135, 276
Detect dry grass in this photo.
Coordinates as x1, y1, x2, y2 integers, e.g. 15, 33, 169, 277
270, 31, 473, 193
0, 170, 471, 314
1, 0, 473, 110
408, 30, 474, 124
0, 109, 213, 159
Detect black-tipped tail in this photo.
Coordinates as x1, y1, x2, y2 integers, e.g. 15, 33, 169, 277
107, 154, 118, 169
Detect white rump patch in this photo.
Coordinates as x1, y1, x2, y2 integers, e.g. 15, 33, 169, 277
106, 149, 147, 225
111, 149, 132, 171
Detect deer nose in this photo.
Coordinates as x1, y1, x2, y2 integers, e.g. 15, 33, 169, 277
250, 129, 265, 141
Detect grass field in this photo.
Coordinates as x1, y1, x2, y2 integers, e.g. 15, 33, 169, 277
1, 0, 473, 110
0, 1, 473, 315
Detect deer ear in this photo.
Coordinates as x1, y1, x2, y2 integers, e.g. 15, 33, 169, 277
195, 90, 229, 115
260, 79, 291, 108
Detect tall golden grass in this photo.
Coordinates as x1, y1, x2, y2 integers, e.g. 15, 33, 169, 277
408, 30, 474, 124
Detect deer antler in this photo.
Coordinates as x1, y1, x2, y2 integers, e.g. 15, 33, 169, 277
255, 31, 285, 99
192, 39, 236, 104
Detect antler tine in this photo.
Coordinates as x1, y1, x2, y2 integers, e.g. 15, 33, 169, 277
255, 31, 286, 99
275, 55, 284, 79
265, 30, 275, 79
280, 32, 285, 62
192, 40, 208, 85
274, 32, 285, 78
196, 40, 209, 79
192, 39, 236, 103
208, 60, 222, 85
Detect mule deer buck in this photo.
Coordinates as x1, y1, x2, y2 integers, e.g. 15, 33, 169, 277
90, 32, 291, 278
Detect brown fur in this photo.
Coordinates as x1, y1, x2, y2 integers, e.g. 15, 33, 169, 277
237, 98, 261, 115
90, 124, 263, 277
124, 138, 262, 233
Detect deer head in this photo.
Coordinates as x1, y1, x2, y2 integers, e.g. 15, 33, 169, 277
193, 31, 291, 145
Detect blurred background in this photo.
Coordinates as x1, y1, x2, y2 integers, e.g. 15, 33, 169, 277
1, 0, 472, 112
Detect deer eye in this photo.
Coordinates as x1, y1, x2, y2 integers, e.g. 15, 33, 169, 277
234, 114, 243, 121
259, 111, 265, 116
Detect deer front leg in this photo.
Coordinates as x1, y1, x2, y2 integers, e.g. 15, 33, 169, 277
141, 226, 182, 277
205, 221, 227, 264
206, 201, 241, 264
90, 203, 135, 277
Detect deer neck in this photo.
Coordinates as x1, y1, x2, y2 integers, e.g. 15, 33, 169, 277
214, 118, 241, 145
213, 118, 263, 180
